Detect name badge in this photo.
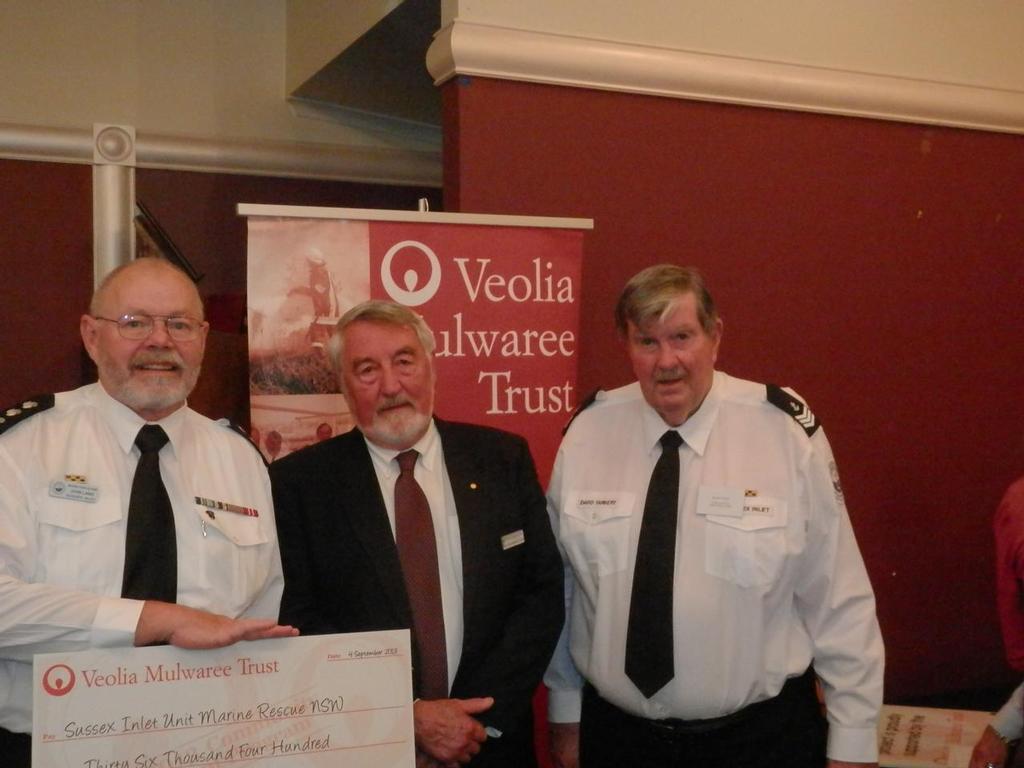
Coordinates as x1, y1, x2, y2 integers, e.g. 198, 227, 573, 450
49, 479, 100, 504
501, 530, 525, 550
569, 492, 635, 523
696, 486, 743, 518
742, 497, 778, 517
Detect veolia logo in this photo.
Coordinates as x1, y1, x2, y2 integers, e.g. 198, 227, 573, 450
380, 240, 441, 306
41, 664, 76, 696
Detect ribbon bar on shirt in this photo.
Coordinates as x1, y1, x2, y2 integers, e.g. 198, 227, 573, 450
194, 496, 259, 517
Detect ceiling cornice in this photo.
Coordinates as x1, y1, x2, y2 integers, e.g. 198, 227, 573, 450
427, 20, 1024, 135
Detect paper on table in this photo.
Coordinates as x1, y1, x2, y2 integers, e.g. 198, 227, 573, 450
878, 704, 992, 768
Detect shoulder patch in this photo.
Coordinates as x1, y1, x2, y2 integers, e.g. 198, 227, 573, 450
766, 384, 820, 437
562, 388, 602, 435
221, 419, 270, 467
0, 394, 55, 437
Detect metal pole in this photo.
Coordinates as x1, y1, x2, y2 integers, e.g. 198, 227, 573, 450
92, 124, 137, 287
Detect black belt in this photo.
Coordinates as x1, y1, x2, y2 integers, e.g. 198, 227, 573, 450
585, 667, 817, 736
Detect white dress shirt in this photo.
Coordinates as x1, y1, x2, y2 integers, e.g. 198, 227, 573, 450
0, 383, 284, 732
544, 371, 884, 763
364, 421, 464, 692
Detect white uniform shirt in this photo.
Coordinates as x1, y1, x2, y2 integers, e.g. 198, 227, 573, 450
365, 421, 465, 692
0, 383, 284, 732
544, 371, 884, 763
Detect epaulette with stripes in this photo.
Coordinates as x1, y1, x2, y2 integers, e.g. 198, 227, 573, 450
0, 394, 55, 437
766, 384, 820, 437
562, 388, 601, 435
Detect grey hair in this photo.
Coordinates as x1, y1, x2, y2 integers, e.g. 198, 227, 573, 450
614, 264, 718, 335
327, 300, 436, 373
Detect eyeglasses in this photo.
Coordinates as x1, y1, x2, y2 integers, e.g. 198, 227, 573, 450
92, 314, 204, 341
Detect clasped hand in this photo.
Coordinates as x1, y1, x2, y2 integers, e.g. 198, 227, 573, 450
414, 697, 494, 767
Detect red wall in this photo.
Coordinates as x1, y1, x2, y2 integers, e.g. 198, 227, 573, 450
442, 76, 1024, 702
0, 159, 93, 408
135, 169, 442, 301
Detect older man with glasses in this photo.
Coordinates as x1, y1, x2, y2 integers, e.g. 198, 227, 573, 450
0, 257, 295, 768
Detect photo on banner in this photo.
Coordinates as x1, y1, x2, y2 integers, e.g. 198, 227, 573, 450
245, 207, 588, 482
247, 218, 368, 461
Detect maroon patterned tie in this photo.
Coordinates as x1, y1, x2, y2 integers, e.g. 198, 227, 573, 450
395, 450, 449, 698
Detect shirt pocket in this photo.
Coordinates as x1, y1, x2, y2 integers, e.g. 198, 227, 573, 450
703, 502, 788, 589
190, 503, 271, 612
562, 492, 636, 575
37, 495, 123, 590
195, 503, 269, 547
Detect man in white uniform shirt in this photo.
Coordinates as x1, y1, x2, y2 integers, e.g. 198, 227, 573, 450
545, 264, 884, 768
0, 258, 295, 767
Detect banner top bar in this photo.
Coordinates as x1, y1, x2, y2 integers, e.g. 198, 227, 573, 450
237, 203, 593, 230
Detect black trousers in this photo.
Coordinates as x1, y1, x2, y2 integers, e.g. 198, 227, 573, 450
0, 726, 31, 768
580, 670, 827, 768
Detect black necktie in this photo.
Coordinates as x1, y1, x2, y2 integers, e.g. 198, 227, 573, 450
122, 425, 177, 602
625, 429, 683, 698
395, 450, 448, 699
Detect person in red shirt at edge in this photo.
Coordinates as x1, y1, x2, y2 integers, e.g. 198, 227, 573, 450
971, 477, 1024, 768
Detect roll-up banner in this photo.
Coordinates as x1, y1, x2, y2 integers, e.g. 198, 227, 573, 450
240, 204, 591, 484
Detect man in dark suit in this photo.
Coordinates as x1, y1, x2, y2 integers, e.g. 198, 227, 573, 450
272, 300, 564, 768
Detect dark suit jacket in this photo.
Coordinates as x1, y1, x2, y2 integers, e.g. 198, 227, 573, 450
271, 419, 564, 768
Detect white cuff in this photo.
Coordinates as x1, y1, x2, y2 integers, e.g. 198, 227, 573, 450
91, 597, 144, 647
992, 684, 1024, 741
827, 723, 880, 763
547, 686, 582, 723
